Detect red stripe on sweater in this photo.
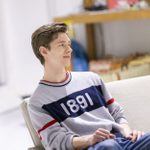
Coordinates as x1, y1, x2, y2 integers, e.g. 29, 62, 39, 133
107, 98, 115, 105
38, 119, 57, 136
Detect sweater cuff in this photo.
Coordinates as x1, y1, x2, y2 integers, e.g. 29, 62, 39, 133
117, 117, 128, 124
67, 134, 79, 150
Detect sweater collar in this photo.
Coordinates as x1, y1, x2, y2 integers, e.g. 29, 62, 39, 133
39, 71, 71, 87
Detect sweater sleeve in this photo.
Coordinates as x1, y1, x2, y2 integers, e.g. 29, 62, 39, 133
101, 78, 128, 124
94, 73, 128, 124
28, 102, 77, 150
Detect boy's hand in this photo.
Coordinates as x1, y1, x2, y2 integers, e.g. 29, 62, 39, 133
125, 130, 145, 142
73, 128, 116, 149
88, 128, 116, 146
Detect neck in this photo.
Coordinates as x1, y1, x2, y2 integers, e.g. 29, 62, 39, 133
43, 65, 67, 83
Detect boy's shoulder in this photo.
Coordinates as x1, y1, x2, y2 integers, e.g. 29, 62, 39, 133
28, 83, 46, 106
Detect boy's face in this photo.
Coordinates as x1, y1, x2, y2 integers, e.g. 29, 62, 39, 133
45, 32, 72, 68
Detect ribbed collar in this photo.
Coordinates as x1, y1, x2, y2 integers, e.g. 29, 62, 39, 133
39, 71, 71, 87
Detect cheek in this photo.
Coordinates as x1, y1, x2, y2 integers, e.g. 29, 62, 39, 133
49, 48, 65, 60
50, 50, 61, 57
52, 53, 64, 61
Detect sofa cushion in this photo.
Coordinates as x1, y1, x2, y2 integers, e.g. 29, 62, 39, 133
106, 75, 150, 132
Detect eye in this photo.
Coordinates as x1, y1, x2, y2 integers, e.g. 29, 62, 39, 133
59, 43, 64, 47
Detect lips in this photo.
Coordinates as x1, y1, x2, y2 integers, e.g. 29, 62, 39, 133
63, 56, 71, 58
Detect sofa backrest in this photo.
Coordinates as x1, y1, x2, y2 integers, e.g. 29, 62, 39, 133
106, 75, 150, 132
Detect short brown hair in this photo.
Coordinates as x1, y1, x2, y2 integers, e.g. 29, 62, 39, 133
31, 22, 68, 65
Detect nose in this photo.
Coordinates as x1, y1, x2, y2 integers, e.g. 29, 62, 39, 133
66, 45, 72, 53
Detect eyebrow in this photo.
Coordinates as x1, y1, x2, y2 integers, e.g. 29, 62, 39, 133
57, 40, 71, 44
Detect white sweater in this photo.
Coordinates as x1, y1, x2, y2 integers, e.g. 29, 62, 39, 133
28, 72, 128, 150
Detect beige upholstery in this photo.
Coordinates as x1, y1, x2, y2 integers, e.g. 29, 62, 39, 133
20, 75, 150, 149
20, 99, 44, 150
106, 75, 150, 131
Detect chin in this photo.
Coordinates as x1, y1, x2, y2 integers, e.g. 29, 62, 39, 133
61, 58, 71, 67
64, 61, 71, 67
65, 62, 71, 67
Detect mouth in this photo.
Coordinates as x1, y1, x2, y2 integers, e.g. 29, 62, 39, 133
63, 56, 71, 58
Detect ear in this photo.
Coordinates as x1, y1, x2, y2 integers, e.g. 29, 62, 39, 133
39, 46, 49, 57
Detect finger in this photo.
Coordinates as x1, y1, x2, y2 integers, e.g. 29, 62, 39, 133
96, 128, 116, 139
94, 134, 107, 141
95, 130, 110, 139
96, 130, 115, 139
126, 134, 132, 139
109, 133, 116, 139
131, 130, 138, 142
98, 128, 110, 135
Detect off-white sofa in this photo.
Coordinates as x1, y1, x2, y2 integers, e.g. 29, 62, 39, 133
21, 75, 150, 150
107, 75, 150, 132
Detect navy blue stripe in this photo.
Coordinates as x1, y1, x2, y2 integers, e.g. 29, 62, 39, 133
42, 85, 107, 123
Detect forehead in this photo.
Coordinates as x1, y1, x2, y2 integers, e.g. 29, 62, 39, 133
53, 33, 71, 44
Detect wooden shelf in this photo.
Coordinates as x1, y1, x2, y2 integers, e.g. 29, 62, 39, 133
54, 9, 150, 24
53, 9, 150, 60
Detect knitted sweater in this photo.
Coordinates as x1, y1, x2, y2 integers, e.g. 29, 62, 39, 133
28, 71, 128, 150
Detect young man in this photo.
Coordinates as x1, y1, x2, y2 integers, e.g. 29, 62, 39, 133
28, 23, 150, 150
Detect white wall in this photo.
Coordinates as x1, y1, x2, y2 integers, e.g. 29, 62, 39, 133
102, 20, 150, 57
0, 1, 7, 85
47, 0, 83, 17
0, 0, 50, 95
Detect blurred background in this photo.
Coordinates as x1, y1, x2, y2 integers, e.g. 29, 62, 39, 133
0, 0, 150, 149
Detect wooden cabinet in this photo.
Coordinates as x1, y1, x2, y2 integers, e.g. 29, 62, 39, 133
54, 9, 150, 60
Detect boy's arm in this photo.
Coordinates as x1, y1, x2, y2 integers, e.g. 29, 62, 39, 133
99, 76, 128, 124
28, 103, 77, 150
